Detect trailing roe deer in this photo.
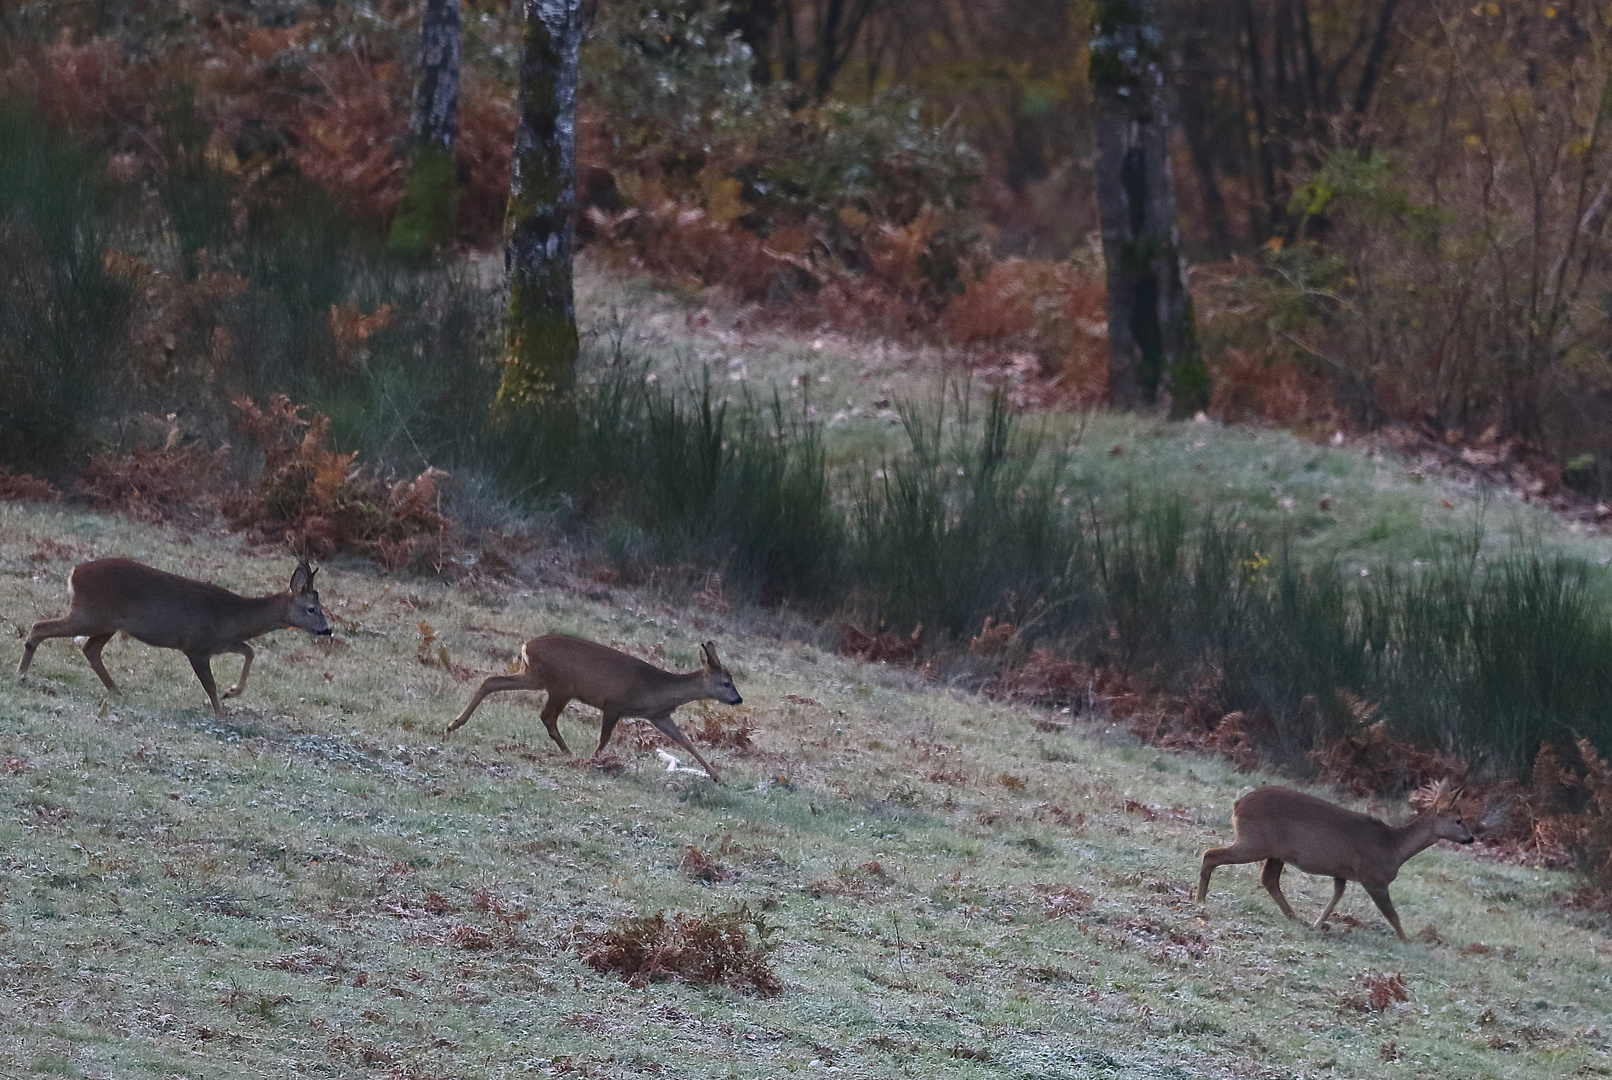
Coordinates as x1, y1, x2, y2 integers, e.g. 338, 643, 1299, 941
445, 635, 741, 782
18, 558, 331, 713
1197, 781, 1474, 940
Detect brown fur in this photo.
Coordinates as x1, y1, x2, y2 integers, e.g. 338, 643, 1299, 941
445, 635, 742, 783
1197, 782, 1474, 940
18, 558, 331, 713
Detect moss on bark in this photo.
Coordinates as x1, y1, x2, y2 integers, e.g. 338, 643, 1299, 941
387, 148, 458, 258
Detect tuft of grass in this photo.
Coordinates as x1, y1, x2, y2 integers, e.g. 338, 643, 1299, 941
498, 355, 844, 603
1364, 549, 1612, 773
852, 389, 1091, 640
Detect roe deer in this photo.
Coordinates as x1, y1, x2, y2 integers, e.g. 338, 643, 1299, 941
1197, 780, 1474, 941
444, 635, 741, 782
18, 558, 332, 713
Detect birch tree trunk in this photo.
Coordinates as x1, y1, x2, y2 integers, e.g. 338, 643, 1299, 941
388, 0, 461, 257
1091, 0, 1209, 414
498, 0, 584, 407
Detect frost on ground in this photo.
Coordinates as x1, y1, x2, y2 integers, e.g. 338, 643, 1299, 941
1, 499, 1609, 1080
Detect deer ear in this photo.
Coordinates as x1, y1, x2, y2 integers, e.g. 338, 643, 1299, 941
290, 561, 313, 594
700, 641, 721, 670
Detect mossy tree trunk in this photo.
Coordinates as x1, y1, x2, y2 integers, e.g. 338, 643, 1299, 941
1091, 0, 1209, 415
498, 0, 583, 408
388, 0, 462, 258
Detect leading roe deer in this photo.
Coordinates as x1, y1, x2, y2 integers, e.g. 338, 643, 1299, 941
1197, 781, 1474, 941
444, 635, 741, 782
18, 558, 331, 713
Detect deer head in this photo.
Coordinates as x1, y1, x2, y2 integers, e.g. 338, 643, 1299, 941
287, 561, 332, 637
699, 641, 742, 705
1411, 778, 1474, 844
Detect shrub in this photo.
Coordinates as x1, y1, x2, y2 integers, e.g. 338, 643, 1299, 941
1524, 740, 1612, 898
579, 907, 780, 996
76, 429, 225, 523
942, 257, 1108, 402
0, 467, 60, 502
578, 0, 984, 333
1308, 708, 1467, 799
225, 394, 451, 569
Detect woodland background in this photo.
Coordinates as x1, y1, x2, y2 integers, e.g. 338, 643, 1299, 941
5, 0, 1612, 889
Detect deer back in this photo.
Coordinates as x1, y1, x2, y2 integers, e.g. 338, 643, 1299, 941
523, 635, 741, 717
68, 558, 326, 652
1231, 786, 1403, 884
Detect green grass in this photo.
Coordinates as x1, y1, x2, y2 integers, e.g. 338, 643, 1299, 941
579, 270, 1612, 588
3, 501, 1611, 1079
556, 277, 1612, 777
499, 341, 1612, 776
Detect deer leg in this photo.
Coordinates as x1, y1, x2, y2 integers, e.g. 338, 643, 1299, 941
594, 709, 621, 757
1261, 858, 1299, 921
18, 616, 78, 678
1198, 842, 1257, 902
444, 674, 535, 736
537, 695, 573, 754
649, 715, 722, 784
1313, 877, 1348, 930
221, 643, 254, 699
1362, 882, 1408, 942
81, 633, 118, 693
186, 651, 223, 714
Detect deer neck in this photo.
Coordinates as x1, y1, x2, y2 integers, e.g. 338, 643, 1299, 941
640, 670, 710, 716
232, 592, 295, 639
1388, 812, 1441, 869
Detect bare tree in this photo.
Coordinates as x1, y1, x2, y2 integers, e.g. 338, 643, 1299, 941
1091, 0, 1208, 413
767, 0, 879, 104
498, 0, 585, 407
389, 0, 462, 257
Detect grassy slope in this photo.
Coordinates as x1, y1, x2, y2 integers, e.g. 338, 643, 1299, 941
590, 272, 1612, 585
3, 500, 1610, 1080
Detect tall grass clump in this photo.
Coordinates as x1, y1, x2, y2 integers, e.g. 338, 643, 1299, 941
1091, 511, 1612, 775
1361, 550, 1612, 774
498, 344, 843, 604
852, 390, 1093, 640
0, 105, 131, 473
1093, 519, 1612, 775
310, 266, 504, 473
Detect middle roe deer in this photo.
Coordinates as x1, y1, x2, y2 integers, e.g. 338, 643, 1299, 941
1197, 781, 1474, 940
444, 634, 741, 782
18, 558, 331, 714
